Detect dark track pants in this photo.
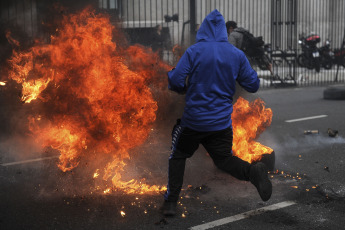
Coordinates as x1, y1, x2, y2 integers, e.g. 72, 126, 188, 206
164, 120, 251, 202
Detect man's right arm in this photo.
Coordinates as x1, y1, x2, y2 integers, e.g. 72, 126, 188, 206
168, 50, 192, 93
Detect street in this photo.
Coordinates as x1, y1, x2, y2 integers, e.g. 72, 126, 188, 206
1, 85, 345, 230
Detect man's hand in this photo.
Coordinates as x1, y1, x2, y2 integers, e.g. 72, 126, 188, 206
267, 63, 273, 75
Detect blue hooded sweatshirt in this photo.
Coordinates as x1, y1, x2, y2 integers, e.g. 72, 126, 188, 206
168, 9, 259, 132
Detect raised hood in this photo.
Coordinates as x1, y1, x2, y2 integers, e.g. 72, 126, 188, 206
196, 9, 228, 43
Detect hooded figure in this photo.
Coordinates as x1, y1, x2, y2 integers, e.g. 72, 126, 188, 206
168, 10, 259, 131
161, 10, 271, 216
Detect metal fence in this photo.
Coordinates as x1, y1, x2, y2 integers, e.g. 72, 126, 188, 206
1, 0, 345, 88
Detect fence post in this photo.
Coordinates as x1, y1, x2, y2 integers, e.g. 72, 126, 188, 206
189, 0, 196, 45
335, 28, 345, 82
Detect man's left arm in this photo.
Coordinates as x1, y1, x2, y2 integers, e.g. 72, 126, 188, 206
237, 53, 260, 93
168, 50, 192, 93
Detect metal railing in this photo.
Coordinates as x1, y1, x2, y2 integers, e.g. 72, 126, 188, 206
1, 0, 345, 88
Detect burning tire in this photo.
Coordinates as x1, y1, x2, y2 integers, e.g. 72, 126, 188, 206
254, 151, 275, 171
324, 86, 345, 100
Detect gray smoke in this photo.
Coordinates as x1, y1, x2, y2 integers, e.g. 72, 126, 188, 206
260, 132, 345, 155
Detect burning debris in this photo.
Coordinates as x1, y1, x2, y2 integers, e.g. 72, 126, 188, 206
327, 128, 338, 137
232, 97, 274, 165
6, 8, 170, 194
270, 169, 320, 193
182, 184, 210, 200
93, 169, 100, 178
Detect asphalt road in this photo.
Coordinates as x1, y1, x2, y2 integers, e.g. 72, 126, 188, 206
1, 85, 345, 230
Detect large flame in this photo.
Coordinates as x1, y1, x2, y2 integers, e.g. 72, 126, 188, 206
232, 97, 273, 163
7, 8, 169, 194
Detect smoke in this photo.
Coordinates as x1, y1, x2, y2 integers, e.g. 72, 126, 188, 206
0, 134, 43, 163
256, 129, 345, 170
264, 132, 345, 154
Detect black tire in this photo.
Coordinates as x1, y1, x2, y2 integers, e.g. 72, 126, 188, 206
253, 151, 275, 172
297, 54, 305, 67
324, 86, 345, 100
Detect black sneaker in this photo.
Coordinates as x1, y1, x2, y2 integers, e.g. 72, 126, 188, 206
160, 201, 177, 216
250, 162, 272, 201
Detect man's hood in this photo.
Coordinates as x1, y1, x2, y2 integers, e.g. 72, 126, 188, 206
196, 9, 228, 42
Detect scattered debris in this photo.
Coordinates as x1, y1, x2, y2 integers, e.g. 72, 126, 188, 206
155, 218, 168, 226
316, 182, 345, 200
187, 184, 210, 195
327, 128, 338, 137
182, 184, 210, 200
304, 130, 319, 135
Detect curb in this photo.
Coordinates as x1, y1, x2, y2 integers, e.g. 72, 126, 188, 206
323, 86, 345, 100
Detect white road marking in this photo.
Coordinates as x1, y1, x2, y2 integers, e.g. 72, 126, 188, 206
285, 115, 328, 123
0, 156, 59, 166
189, 201, 296, 230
